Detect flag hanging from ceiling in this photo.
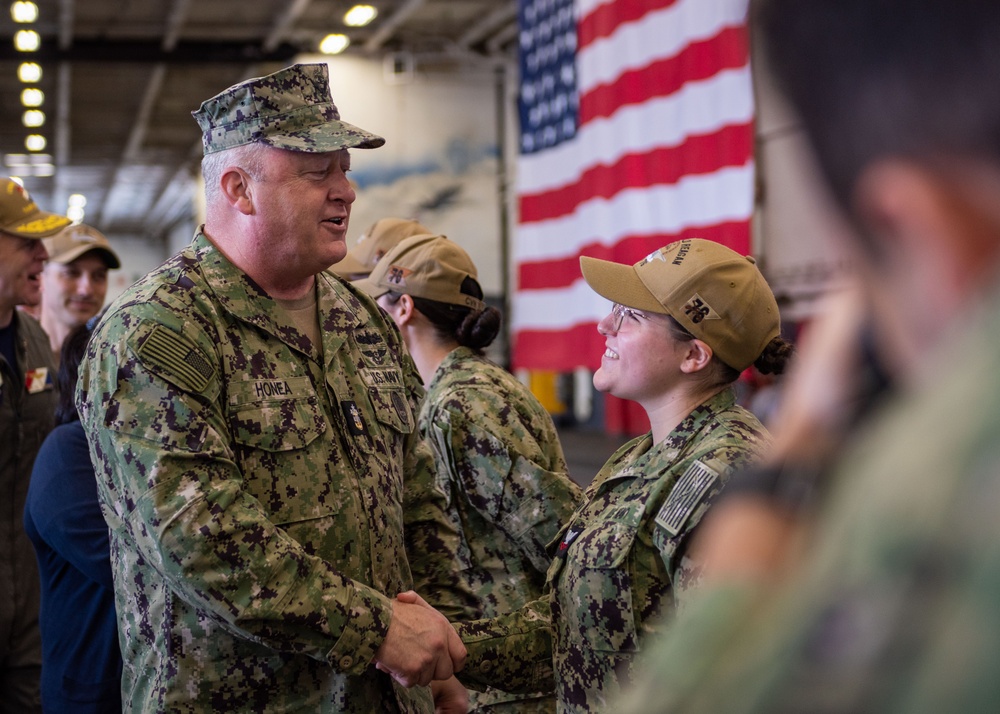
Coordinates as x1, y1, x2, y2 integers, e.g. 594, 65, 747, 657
511, 0, 756, 372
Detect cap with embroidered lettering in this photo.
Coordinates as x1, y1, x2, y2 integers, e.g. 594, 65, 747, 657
0, 178, 71, 239
355, 233, 485, 311
580, 238, 780, 371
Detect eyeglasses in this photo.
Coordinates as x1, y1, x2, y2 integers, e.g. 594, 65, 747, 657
610, 303, 653, 332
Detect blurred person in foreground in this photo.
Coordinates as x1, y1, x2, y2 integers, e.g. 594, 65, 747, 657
331, 216, 431, 280
75, 63, 465, 712
25, 313, 122, 713
617, 1, 1000, 712
358, 234, 584, 712
0, 177, 70, 713
416, 239, 792, 713
39, 223, 121, 365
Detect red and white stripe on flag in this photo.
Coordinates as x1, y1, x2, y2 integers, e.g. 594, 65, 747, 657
510, 0, 755, 372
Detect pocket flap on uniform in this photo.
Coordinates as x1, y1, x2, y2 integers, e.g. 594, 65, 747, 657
566, 520, 637, 569
367, 385, 414, 434
228, 376, 326, 452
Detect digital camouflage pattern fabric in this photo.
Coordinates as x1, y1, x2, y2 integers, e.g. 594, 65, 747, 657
456, 389, 771, 713
76, 229, 450, 713
617, 284, 1000, 714
414, 346, 583, 712
192, 63, 385, 155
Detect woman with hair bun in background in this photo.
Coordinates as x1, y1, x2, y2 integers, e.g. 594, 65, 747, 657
358, 233, 583, 713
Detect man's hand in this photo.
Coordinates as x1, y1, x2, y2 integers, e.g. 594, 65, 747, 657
374, 591, 467, 688
432, 676, 470, 714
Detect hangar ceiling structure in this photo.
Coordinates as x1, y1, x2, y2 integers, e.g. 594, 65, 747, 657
0, 0, 518, 242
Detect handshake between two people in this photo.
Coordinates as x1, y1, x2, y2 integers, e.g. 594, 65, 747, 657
373, 590, 467, 688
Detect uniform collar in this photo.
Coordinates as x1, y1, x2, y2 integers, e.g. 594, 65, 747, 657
606, 387, 738, 483
192, 230, 369, 363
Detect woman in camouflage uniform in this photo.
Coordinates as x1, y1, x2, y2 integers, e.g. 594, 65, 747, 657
358, 233, 584, 712
439, 238, 794, 713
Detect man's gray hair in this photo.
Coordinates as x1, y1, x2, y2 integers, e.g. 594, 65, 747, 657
201, 142, 270, 207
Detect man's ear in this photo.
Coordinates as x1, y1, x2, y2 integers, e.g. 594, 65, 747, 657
680, 338, 714, 374
852, 160, 930, 254
850, 158, 981, 272
220, 167, 254, 215
853, 158, 1000, 296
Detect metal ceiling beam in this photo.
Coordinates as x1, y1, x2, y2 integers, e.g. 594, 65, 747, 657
364, 0, 426, 52
163, 0, 194, 52
457, 1, 518, 49
54, 62, 71, 168
0, 39, 300, 63
147, 159, 200, 237
52, 61, 71, 214
486, 21, 519, 55
263, 0, 314, 53
92, 65, 167, 228
57, 0, 74, 51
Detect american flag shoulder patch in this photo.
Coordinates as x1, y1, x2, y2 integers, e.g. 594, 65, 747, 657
655, 460, 720, 537
137, 324, 215, 393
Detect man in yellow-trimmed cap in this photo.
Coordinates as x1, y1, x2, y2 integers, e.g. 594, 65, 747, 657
0, 176, 70, 713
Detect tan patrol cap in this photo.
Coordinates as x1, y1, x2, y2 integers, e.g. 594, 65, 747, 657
580, 238, 780, 371
0, 178, 71, 239
355, 233, 486, 311
44, 223, 121, 269
332, 217, 432, 278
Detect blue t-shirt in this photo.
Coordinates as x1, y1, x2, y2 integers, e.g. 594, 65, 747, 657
24, 420, 121, 713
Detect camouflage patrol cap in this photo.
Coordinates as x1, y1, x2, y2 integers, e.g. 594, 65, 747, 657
0, 177, 71, 239
44, 223, 121, 268
580, 239, 780, 371
192, 63, 385, 155
332, 217, 432, 279
356, 233, 486, 311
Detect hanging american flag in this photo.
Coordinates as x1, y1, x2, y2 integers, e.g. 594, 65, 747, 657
510, 0, 755, 372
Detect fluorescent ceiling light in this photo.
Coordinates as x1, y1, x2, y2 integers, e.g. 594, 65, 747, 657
344, 5, 377, 27
22, 109, 44, 127
320, 34, 350, 54
14, 29, 40, 51
11, 1, 38, 23
17, 62, 41, 82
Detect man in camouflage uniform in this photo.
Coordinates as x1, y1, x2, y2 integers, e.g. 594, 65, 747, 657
614, 1, 1000, 712
0, 178, 70, 713
358, 233, 584, 712
441, 240, 789, 712
77, 63, 465, 713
